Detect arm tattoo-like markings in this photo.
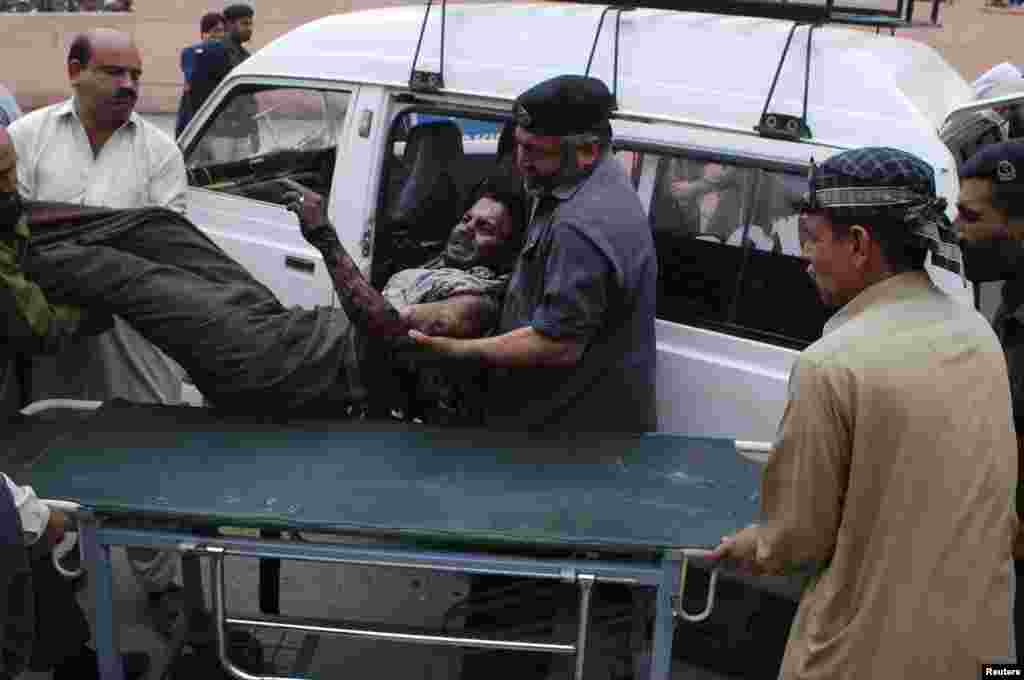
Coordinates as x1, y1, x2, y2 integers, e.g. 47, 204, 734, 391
305, 222, 410, 338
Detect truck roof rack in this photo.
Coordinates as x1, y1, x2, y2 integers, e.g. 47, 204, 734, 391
407, 0, 908, 144
560, 0, 910, 30
409, 0, 448, 92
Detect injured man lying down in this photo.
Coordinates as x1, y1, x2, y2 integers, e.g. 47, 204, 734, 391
2, 130, 526, 420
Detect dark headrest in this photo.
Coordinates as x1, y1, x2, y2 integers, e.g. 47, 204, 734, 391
404, 121, 464, 167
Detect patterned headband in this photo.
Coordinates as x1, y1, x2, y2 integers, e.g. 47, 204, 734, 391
804, 159, 963, 278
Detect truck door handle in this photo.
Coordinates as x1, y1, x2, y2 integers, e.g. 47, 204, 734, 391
285, 255, 316, 274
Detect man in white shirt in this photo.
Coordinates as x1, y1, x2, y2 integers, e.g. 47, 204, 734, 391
7, 28, 188, 637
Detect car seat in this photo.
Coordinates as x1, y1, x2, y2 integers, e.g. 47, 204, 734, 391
389, 120, 465, 248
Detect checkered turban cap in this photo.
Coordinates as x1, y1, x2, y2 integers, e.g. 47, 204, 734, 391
808, 147, 962, 275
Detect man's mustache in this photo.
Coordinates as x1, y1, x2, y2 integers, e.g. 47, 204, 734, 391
112, 89, 137, 102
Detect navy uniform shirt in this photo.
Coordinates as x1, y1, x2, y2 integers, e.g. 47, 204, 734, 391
964, 238, 1024, 514
486, 154, 658, 432
993, 274, 1024, 515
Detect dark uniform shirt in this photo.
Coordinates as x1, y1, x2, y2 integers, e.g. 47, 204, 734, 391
223, 36, 250, 69
175, 38, 227, 137
965, 238, 1024, 513
995, 276, 1024, 505
486, 155, 658, 432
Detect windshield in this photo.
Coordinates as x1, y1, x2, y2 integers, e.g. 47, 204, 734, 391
186, 85, 350, 169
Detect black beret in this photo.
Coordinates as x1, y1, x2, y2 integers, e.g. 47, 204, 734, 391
960, 140, 1024, 187
223, 3, 253, 21
513, 75, 614, 138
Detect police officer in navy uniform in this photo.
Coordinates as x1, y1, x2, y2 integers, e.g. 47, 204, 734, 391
410, 74, 658, 434
958, 140, 1024, 658
174, 11, 225, 138
412, 74, 657, 680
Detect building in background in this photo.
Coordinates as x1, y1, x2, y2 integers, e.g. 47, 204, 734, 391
0, 0, 442, 113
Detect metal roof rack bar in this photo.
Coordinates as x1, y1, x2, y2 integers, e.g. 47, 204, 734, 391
610, 108, 849, 149
802, 22, 817, 126
559, 0, 907, 24
760, 21, 802, 125
408, 0, 447, 92
392, 91, 851, 149
562, 0, 829, 23
584, 6, 614, 76
584, 5, 634, 105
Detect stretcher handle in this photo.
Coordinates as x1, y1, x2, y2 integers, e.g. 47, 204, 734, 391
52, 531, 84, 580
40, 501, 86, 579
20, 399, 102, 416
674, 549, 719, 624
735, 440, 773, 463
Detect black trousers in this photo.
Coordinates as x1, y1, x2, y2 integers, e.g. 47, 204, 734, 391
27, 549, 90, 672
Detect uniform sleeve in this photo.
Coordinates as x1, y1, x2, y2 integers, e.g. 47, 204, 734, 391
756, 355, 850, 574
180, 46, 195, 83
531, 223, 610, 345
149, 139, 187, 215
1, 231, 85, 354
3, 474, 50, 546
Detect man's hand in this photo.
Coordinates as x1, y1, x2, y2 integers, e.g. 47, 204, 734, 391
43, 508, 67, 550
281, 178, 327, 229
958, 218, 1010, 244
280, 178, 342, 252
669, 179, 700, 202
406, 329, 474, 361
709, 523, 763, 576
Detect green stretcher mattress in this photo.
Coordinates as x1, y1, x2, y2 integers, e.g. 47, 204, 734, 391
19, 402, 763, 554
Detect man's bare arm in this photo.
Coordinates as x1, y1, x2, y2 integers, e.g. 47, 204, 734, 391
408, 325, 584, 369
281, 179, 408, 338
317, 237, 410, 337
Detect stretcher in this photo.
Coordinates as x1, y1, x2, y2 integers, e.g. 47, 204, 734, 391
8, 400, 769, 680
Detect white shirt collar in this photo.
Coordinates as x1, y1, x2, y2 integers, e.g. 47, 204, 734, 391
57, 96, 138, 131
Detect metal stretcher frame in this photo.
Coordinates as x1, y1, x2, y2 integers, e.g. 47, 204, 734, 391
64, 521, 721, 680
24, 400, 769, 680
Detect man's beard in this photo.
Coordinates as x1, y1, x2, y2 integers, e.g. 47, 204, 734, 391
523, 147, 597, 195
442, 226, 485, 269
0, 191, 25, 234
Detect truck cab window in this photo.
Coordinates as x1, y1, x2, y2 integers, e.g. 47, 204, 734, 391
184, 86, 350, 205
621, 147, 828, 349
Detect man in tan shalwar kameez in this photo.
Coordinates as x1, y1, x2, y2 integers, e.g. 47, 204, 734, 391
712, 147, 1018, 679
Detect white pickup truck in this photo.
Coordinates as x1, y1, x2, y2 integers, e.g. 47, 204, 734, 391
177, 2, 1003, 442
